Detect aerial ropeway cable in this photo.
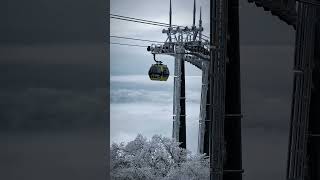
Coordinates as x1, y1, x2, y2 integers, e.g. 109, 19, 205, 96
110, 42, 148, 48
110, 35, 164, 43
110, 14, 181, 28
110, 13, 210, 41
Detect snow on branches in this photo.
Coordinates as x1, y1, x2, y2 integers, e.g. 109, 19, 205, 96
110, 134, 209, 180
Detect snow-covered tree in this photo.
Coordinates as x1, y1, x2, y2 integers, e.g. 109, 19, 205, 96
110, 134, 209, 180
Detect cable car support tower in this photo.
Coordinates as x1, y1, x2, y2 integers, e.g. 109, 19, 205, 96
147, 0, 210, 149
147, 0, 243, 179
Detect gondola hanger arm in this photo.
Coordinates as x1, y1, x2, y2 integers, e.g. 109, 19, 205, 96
153, 53, 163, 64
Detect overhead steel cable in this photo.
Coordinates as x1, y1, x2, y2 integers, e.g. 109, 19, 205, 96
110, 42, 148, 48
110, 35, 164, 43
202, 34, 210, 38
110, 34, 209, 45
201, 37, 210, 42
111, 16, 171, 27
110, 13, 210, 41
110, 13, 181, 28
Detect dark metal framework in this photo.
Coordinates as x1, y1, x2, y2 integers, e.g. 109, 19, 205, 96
178, 57, 187, 148
224, 0, 243, 178
209, 0, 243, 179
209, 0, 319, 179
286, 3, 316, 179
306, 17, 320, 180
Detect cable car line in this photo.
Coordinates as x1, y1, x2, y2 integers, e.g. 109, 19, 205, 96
110, 13, 210, 41
110, 42, 148, 48
110, 13, 181, 27
111, 16, 171, 27
110, 14, 171, 26
110, 35, 164, 43
202, 34, 209, 38
110, 34, 209, 44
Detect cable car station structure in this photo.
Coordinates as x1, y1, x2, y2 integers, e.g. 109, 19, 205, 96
146, 0, 320, 179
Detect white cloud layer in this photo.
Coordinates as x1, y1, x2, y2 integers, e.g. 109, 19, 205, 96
110, 75, 202, 153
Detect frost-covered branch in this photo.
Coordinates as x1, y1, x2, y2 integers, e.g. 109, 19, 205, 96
110, 134, 209, 180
